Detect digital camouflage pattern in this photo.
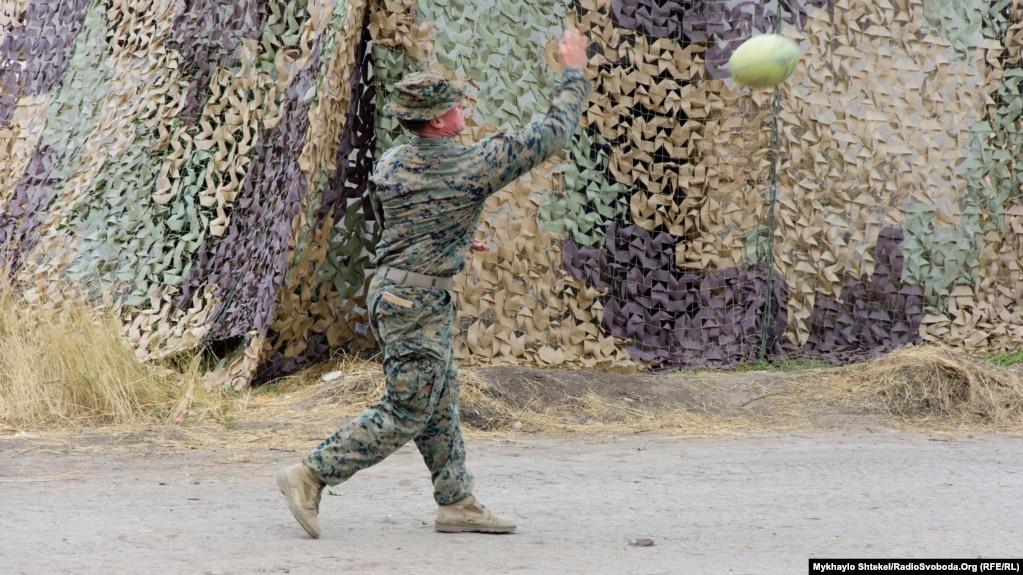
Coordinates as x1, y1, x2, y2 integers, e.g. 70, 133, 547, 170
370, 67, 593, 277
304, 67, 592, 502
306, 274, 472, 504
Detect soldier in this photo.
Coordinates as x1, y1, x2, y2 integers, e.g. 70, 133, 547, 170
275, 28, 592, 538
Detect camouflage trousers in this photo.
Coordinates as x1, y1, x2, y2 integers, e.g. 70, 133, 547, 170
304, 274, 474, 505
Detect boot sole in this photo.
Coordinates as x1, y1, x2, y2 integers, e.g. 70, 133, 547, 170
276, 470, 321, 539
435, 523, 517, 534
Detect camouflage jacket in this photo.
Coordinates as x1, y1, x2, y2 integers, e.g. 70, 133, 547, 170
369, 67, 592, 278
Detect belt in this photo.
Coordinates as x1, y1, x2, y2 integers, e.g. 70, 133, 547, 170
377, 265, 452, 290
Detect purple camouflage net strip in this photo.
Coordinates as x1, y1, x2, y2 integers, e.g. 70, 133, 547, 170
804, 227, 923, 365
318, 21, 378, 228
167, 0, 269, 123
254, 16, 378, 383
563, 222, 789, 370
176, 47, 321, 342
0, 0, 90, 126
0, 145, 61, 277
563, 221, 923, 369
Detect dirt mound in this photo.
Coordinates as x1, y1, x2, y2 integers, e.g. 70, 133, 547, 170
460, 346, 1023, 436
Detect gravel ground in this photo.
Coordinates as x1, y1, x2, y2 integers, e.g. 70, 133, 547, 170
3, 429, 1022, 575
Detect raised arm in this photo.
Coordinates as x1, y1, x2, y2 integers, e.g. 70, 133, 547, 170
477, 28, 593, 194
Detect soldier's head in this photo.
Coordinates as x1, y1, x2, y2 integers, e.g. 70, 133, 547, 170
386, 71, 466, 138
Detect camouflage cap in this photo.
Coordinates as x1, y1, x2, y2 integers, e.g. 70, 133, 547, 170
384, 71, 466, 121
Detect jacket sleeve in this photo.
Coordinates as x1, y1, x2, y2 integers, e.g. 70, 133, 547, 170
476, 66, 593, 195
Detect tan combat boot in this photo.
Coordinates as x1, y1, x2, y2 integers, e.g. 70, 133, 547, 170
275, 463, 326, 538
435, 495, 517, 534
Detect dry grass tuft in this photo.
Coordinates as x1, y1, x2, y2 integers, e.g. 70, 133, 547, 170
838, 345, 1023, 427
0, 280, 220, 429
181, 353, 390, 445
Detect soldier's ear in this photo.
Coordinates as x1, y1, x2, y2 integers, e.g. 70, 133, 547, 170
428, 115, 446, 129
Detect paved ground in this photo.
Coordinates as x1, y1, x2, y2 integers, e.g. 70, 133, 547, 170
3, 430, 1022, 574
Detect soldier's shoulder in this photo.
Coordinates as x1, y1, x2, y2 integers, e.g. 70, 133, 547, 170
380, 143, 412, 160
472, 127, 519, 150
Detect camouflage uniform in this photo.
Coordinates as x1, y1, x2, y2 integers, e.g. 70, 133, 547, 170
305, 67, 592, 505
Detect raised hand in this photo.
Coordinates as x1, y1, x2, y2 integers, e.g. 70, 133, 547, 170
558, 28, 590, 69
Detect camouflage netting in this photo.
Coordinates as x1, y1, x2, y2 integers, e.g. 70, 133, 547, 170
1, 0, 1022, 388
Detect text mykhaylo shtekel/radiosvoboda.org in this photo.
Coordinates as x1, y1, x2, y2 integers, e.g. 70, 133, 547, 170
811, 560, 1021, 573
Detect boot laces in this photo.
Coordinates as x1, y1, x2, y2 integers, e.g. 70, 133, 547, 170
312, 484, 323, 510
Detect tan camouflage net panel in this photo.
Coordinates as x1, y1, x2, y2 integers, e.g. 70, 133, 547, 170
1, 0, 1022, 387
773, 0, 984, 354
384, 0, 1023, 370
949, 1, 1023, 351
